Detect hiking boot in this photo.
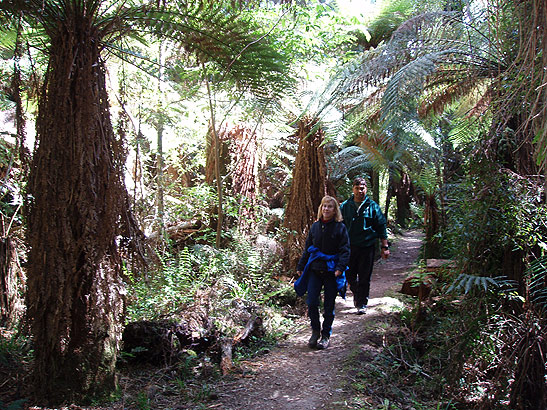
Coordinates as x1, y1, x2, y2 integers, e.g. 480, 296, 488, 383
316, 336, 330, 349
308, 330, 320, 348
357, 305, 367, 315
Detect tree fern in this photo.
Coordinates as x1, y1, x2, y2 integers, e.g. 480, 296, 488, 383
328, 145, 373, 183
330, 6, 503, 137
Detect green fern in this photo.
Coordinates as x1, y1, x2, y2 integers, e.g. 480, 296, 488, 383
415, 165, 437, 197
326, 7, 503, 140
527, 256, 547, 314
447, 273, 502, 294
329, 146, 373, 182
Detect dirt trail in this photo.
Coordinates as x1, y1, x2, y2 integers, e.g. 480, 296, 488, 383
210, 230, 423, 410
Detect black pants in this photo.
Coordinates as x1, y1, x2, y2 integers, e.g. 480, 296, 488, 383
346, 245, 375, 307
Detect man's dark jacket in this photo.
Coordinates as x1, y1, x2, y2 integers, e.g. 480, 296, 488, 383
340, 195, 387, 248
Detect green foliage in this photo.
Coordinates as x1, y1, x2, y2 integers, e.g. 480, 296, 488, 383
0, 138, 23, 223
280, 1, 371, 65
394, 298, 490, 405
414, 165, 437, 197
136, 391, 151, 410
340, 298, 472, 409
232, 333, 278, 363
0, 330, 31, 366
357, 268, 544, 410
322, 1, 503, 183
447, 274, 501, 294
3, 0, 296, 102
365, 0, 416, 48
126, 247, 198, 321
526, 256, 547, 315
169, 184, 217, 223
126, 230, 287, 322
329, 145, 373, 185
442, 160, 547, 277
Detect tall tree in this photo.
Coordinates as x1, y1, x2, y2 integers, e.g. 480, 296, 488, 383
25, 1, 128, 401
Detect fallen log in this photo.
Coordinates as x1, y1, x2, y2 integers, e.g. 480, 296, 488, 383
220, 314, 264, 375
121, 313, 215, 366
400, 259, 455, 299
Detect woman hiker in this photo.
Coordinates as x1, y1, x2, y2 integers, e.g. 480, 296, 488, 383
295, 195, 350, 349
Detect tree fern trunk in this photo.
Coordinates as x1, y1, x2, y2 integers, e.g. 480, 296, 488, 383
394, 171, 412, 228
283, 118, 328, 272
231, 126, 258, 234
26, 17, 125, 404
372, 169, 380, 206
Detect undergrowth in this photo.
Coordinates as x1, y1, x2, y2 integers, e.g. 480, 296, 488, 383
120, 230, 302, 407
125, 230, 296, 325
339, 295, 479, 410
340, 283, 546, 410
0, 330, 32, 409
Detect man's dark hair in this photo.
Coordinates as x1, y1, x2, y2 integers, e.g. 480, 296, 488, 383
352, 177, 368, 186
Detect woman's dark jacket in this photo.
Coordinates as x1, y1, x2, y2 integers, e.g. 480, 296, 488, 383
296, 218, 350, 273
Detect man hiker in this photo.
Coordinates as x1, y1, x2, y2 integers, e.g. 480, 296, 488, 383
340, 177, 390, 314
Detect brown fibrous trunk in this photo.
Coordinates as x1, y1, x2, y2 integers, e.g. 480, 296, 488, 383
26, 17, 127, 404
283, 118, 329, 272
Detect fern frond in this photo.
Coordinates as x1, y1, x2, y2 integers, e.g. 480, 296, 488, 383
447, 273, 502, 294
326, 7, 504, 138
414, 165, 437, 196
527, 256, 547, 313
418, 72, 487, 119
447, 114, 488, 146
329, 145, 373, 182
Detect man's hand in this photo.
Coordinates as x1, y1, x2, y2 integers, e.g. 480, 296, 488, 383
380, 240, 390, 260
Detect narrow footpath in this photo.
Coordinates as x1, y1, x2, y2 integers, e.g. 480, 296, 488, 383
209, 230, 423, 410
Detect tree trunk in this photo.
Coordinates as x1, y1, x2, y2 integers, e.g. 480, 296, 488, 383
371, 169, 380, 206
231, 126, 259, 234
394, 171, 412, 228
283, 118, 329, 272
384, 170, 395, 218
1, 28, 26, 328
0, 237, 24, 327
423, 194, 440, 259
155, 42, 166, 246
26, 19, 126, 404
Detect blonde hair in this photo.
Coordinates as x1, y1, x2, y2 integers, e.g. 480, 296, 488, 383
317, 195, 343, 222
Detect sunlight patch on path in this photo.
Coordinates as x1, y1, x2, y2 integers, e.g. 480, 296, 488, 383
337, 295, 404, 318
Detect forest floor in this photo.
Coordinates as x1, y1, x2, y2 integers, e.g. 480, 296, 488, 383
7, 229, 423, 410
203, 229, 423, 410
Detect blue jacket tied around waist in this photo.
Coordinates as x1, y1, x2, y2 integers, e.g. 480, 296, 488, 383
294, 246, 347, 298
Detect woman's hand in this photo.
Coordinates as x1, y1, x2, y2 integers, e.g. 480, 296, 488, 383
334, 270, 343, 277
297, 270, 303, 276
